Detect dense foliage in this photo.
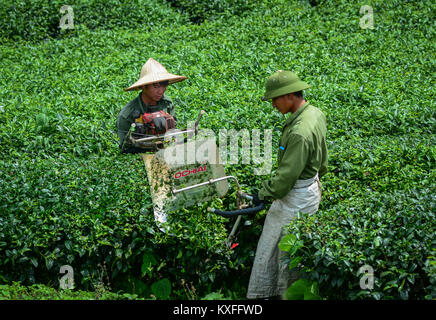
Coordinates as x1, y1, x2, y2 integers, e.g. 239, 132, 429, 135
0, 282, 141, 300
0, 0, 187, 42
167, 0, 256, 24
0, 0, 434, 299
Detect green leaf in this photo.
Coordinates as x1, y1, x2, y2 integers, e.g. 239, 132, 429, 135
141, 253, 157, 278
202, 292, 228, 300
279, 234, 304, 256
45, 259, 53, 270
151, 278, 171, 300
30, 257, 38, 268
115, 249, 123, 258
279, 234, 297, 252
304, 291, 319, 300
132, 278, 148, 296
176, 250, 183, 259
288, 256, 303, 270
285, 279, 311, 300
374, 236, 382, 247
64, 240, 72, 251
310, 282, 320, 297
285, 279, 321, 300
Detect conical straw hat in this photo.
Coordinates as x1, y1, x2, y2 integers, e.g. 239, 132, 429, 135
124, 58, 187, 91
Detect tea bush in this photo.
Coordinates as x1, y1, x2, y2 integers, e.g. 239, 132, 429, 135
0, 0, 187, 42
0, 153, 239, 297
283, 188, 435, 300
167, 0, 257, 24
0, 282, 141, 300
0, 0, 434, 299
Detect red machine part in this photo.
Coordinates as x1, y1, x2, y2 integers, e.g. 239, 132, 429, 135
142, 110, 176, 135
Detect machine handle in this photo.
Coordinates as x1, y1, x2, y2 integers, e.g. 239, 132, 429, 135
239, 192, 253, 201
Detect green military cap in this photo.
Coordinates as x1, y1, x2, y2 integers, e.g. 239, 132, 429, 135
262, 70, 310, 101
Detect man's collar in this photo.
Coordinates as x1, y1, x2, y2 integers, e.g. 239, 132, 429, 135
284, 101, 310, 127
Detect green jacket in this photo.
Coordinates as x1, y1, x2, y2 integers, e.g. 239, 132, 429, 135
259, 102, 328, 200
116, 93, 175, 149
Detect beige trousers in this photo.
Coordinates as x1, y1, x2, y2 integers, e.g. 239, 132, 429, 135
246, 174, 321, 299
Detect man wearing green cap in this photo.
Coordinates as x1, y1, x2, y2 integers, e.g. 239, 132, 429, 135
247, 70, 328, 299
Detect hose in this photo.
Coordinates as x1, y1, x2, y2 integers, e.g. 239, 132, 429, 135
208, 202, 265, 217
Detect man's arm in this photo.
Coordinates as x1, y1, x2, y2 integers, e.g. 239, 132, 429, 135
258, 134, 309, 200
117, 112, 145, 154
116, 113, 132, 148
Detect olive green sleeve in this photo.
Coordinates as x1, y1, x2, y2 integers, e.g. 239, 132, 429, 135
258, 134, 310, 200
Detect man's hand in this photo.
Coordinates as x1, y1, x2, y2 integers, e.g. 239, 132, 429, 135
251, 191, 265, 206
152, 117, 166, 132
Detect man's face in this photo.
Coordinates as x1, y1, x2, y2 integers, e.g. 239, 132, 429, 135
272, 94, 293, 114
142, 81, 168, 103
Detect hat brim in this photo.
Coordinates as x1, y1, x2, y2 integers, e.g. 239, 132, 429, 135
124, 74, 187, 91
262, 81, 310, 101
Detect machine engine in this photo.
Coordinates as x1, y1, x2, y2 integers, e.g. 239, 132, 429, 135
132, 110, 176, 138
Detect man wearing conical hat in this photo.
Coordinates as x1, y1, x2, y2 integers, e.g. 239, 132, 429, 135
116, 58, 187, 153
247, 70, 328, 299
